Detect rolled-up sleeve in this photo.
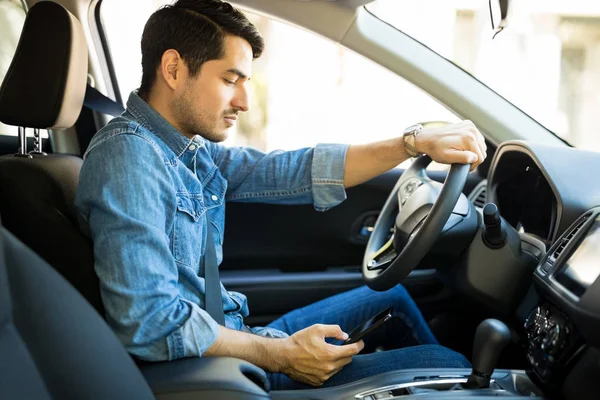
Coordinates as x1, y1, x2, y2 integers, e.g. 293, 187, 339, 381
310, 143, 348, 211
209, 142, 349, 211
76, 132, 219, 361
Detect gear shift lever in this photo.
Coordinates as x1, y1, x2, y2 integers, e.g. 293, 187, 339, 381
464, 319, 511, 389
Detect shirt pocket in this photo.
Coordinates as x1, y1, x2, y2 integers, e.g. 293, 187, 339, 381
172, 193, 206, 267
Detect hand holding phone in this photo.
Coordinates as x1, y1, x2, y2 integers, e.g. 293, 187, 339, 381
341, 307, 392, 345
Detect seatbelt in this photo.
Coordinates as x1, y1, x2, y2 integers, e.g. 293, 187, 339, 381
82, 84, 226, 324
83, 85, 125, 117
203, 220, 226, 325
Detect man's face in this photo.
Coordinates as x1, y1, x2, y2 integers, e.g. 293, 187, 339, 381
171, 35, 253, 142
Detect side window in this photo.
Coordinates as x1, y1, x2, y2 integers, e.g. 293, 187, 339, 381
238, 13, 459, 172
101, 2, 458, 169
0, 0, 26, 136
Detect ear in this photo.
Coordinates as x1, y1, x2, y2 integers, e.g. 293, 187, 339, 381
159, 49, 185, 91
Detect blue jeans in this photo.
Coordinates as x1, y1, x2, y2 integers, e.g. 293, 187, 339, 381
266, 285, 470, 390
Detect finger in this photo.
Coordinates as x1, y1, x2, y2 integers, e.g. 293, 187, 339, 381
324, 366, 346, 381
471, 127, 487, 162
337, 355, 354, 369
306, 377, 324, 387
461, 121, 484, 149
326, 356, 353, 376
464, 121, 486, 159
447, 148, 478, 165
300, 371, 326, 387
318, 324, 348, 341
330, 341, 363, 357
356, 339, 365, 353
462, 133, 484, 169
321, 358, 350, 377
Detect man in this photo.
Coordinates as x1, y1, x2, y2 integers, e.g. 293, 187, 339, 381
76, 0, 486, 390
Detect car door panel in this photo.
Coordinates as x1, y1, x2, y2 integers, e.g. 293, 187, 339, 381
222, 267, 445, 326
222, 168, 483, 322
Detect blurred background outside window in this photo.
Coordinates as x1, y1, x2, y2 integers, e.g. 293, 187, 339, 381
101, 0, 600, 156
100, 0, 458, 169
370, 0, 600, 152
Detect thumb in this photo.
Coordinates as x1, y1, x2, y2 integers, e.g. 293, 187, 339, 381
319, 324, 349, 340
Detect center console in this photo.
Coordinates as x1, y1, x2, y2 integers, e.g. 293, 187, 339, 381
524, 304, 579, 383
526, 207, 600, 398
272, 319, 544, 400
271, 369, 543, 399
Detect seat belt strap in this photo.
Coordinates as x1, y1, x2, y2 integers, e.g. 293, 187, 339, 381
83, 85, 125, 117
83, 84, 226, 324
203, 220, 226, 326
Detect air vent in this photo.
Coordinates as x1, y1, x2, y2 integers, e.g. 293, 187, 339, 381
469, 181, 487, 208
550, 214, 591, 262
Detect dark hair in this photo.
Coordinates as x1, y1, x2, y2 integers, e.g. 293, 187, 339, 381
138, 0, 264, 99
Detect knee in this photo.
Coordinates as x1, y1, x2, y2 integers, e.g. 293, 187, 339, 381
388, 284, 414, 307
423, 345, 471, 368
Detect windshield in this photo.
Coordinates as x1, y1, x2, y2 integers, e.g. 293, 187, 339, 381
367, 0, 600, 152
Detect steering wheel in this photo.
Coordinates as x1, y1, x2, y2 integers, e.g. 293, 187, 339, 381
363, 156, 471, 291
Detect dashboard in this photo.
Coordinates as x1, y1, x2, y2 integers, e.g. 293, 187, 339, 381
487, 141, 600, 244
554, 216, 600, 297
491, 152, 556, 244
484, 141, 600, 395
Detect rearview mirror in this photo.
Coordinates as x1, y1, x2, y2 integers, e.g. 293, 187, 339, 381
489, 0, 509, 39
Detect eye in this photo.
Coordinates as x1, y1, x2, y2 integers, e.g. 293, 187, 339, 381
223, 78, 236, 86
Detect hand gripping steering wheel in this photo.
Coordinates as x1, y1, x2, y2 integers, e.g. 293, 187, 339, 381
362, 156, 470, 291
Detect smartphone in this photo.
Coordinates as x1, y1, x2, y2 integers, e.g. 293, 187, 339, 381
341, 307, 393, 345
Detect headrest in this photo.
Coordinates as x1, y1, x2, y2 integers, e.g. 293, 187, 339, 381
0, 1, 88, 130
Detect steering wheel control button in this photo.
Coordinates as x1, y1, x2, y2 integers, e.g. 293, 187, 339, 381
405, 180, 419, 194
482, 203, 507, 249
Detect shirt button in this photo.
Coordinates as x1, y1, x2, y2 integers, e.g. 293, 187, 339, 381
188, 144, 196, 151
211, 195, 218, 201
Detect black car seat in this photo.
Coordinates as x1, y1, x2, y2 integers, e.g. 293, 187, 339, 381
0, 217, 156, 399
0, 216, 271, 399
0, 1, 103, 313
0, 3, 273, 398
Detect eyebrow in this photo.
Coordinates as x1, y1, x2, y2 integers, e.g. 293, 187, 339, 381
226, 68, 250, 80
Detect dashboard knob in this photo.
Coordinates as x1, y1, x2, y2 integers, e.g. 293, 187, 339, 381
525, 306, 545, 337
525, 308, 537, 334
541, 323, 566, 356
482, 203, 507, 248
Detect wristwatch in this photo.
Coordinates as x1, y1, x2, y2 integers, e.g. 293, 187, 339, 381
402, 123, 423, 158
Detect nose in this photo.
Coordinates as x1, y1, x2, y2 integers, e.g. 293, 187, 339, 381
231, 85, 249, 113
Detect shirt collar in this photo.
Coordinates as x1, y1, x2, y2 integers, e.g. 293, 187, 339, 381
126, 91, 205, 157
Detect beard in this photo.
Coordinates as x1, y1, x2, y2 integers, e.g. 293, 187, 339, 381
170, 85, 227, 143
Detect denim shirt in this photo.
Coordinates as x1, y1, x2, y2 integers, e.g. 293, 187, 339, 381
75, 92, 349, 361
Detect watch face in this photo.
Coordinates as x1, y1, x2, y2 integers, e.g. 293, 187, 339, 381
403, 124, 422, 135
